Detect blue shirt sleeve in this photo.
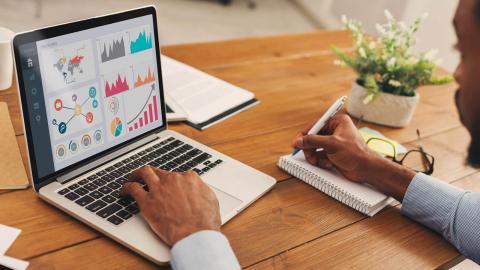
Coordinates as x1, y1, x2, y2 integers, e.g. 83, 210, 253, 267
401, 173, 480, 264
170, 230, 241, 270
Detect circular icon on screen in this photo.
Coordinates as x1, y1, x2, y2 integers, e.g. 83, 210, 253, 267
93, 129, 102, 144
89, 86, 97, 98
81, 134, 92, 149
55, 144, 67, 159
54, 99, 63, 111
110, 117, 123, 137
58, 122, 67, 134
85, 112, 93, 124
68, 140, 78, 154
108, 97, 119, 115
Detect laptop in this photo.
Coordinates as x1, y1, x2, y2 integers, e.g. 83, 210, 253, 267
12, 6, 276, 264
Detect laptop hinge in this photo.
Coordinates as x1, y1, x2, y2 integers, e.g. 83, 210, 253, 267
56, 133, 160, 184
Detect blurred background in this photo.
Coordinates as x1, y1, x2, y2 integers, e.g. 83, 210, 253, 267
0, 0, 459, 71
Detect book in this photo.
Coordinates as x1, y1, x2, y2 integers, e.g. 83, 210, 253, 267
278, 152, 394, 216
161, 55, 259, 130
165, 92, 188, 122
0, 102, 29, 189
0, 224, 29, 270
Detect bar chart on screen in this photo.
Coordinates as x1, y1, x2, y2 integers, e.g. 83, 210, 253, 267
126, 84, 159, 132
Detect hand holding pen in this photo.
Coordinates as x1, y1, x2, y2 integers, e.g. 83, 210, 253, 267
292, 96, 347, 156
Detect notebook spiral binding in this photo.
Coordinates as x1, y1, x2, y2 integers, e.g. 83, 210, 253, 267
278, 157, 370, 215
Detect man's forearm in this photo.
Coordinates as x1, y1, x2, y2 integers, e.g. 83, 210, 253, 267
171, 230, 241, 270
359, 157, 480, 262
362, 156, 416, 201
401, 174, 480, 263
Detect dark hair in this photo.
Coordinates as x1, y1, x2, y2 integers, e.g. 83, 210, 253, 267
477, 0, 480, 21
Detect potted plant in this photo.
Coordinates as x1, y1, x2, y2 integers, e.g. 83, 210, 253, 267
333, 10, 452, 127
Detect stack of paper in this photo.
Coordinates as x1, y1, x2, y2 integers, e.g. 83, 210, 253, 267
0, 224, 29, 270
161, 55, 259, 130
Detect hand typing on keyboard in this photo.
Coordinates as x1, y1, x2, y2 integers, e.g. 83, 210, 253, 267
121, 166, 221, 246
58, 138, 224, 226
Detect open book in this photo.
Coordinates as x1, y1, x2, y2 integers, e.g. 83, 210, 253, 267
278, 152, 394, 216
161, 55, 259, 130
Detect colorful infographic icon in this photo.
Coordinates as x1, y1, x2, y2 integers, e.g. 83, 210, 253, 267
93, 129, 102, 143
51, 86, 98, 135
58, 122, 67, 134
54, 99, 62, 111
81, 134, 92, 148
108, 96, 120, 115
68, 140, 78, 153
55, 144, 67, 159
85, 112, 94, 123
89, 86, 96, 98
110, 117, 123, 137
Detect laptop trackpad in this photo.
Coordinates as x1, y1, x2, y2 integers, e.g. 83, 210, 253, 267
209, 185, 243, 216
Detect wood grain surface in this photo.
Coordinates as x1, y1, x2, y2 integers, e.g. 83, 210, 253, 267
0, 30, 471, 269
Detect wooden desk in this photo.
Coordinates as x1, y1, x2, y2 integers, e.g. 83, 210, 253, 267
1, 30, 477, 269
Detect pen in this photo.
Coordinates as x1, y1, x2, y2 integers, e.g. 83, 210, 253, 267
292, 96, 347, 156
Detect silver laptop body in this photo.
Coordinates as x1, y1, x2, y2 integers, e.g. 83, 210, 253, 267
12, 6, 275, 264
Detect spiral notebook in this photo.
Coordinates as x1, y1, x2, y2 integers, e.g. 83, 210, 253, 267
278, 153, 394, 216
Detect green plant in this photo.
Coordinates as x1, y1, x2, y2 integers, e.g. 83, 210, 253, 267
333, 10, 452, 103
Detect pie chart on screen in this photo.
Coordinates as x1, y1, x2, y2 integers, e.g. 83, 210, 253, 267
110, 117, 123, 137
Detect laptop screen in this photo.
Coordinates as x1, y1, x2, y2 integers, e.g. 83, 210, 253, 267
14, 8, 165, 182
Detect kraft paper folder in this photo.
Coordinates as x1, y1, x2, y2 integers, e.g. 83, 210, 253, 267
0, 102, 29, 189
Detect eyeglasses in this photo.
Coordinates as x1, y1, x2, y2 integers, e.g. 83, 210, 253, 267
365, 132, 435, 175
355, 116, 434, 175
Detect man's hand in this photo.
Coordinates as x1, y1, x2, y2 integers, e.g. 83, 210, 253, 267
292, 114, 381, 182
292, 114, 416, 201
121, 166, 221, 246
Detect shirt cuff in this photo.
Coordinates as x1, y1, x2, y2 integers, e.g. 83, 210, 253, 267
401, 173, 464, 234
170, 230, 241, 270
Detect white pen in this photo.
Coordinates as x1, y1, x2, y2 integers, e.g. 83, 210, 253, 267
292, 96, 347, 156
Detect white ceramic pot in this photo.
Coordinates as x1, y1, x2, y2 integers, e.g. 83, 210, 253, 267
346, 81, 419, 127
0, 27, 14, 91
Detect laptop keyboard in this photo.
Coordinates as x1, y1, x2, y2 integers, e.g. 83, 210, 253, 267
56, 136, 223, 226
